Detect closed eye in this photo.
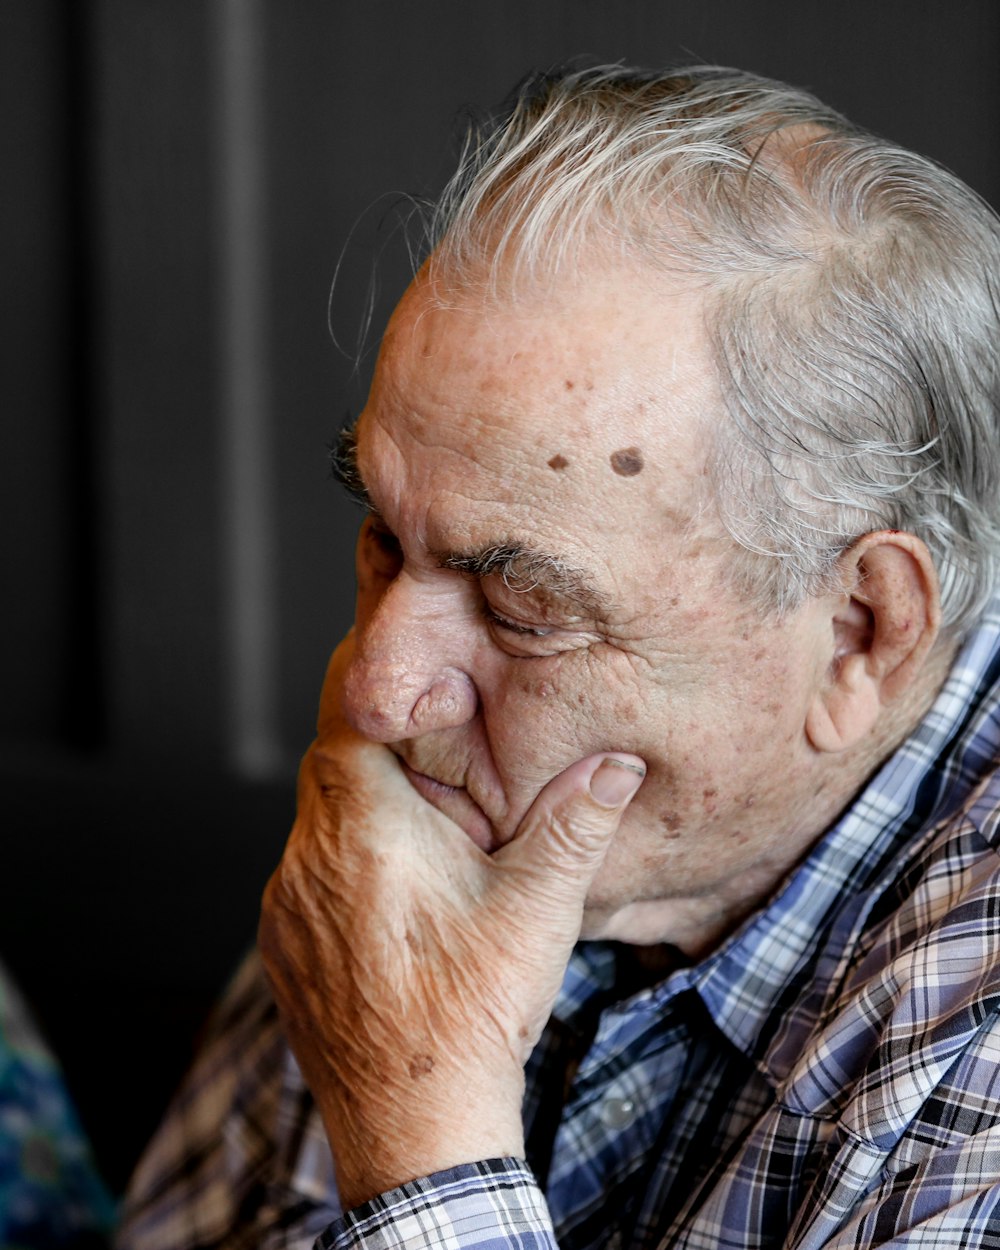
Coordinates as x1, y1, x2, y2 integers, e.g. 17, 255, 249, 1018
482, 604, 555, 638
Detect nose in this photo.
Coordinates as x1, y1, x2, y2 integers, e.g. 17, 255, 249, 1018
342, 572, 479, 742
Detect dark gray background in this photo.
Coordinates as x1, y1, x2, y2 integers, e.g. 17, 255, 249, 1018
4, 0, 998, 1191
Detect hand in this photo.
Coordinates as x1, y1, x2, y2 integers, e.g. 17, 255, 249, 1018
259, 635, 645, 1209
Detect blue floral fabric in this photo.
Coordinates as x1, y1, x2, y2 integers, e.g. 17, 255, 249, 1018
0, 958, 114, 1248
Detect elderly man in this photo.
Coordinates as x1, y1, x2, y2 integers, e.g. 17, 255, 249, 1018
119, 65, 1000, 1249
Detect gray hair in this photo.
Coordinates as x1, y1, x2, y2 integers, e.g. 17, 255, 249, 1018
422, 64, 1000, 630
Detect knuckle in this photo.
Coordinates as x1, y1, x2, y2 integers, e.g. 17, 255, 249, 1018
546, 802, 612, 857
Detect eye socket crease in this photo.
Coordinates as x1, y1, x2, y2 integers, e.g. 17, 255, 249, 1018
437, 544, 615, 627
332, 418, 618, 626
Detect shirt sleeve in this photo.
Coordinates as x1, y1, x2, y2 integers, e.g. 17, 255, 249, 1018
316, 1159, 558, 1250
117, 948, 340, 1250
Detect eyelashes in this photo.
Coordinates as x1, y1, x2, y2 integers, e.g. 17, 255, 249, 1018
358, 516, 573, 657
481, 604, 555, 638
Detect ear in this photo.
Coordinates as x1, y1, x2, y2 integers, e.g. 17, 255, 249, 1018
805, 531, 941, 753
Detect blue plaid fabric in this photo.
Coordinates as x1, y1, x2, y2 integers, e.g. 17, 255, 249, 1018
120, 600, 1000, 1250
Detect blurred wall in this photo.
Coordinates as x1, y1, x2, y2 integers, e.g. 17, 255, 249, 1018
3, 0, 998, 1192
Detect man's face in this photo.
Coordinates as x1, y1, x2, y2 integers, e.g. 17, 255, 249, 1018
340, 268, 836, 945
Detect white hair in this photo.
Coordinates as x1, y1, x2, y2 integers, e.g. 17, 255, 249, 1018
421, 64, 1000, 630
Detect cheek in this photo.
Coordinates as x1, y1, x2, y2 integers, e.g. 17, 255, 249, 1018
483, 655, 650, 781
482, 663, 600, 776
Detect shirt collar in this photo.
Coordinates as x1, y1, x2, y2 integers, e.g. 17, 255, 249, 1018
699, 597, 1000, 1066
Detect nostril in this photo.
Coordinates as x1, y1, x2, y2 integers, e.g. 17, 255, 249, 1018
343, 656, 477, 741
411, 684, 460, 729
409, 669, 478, 732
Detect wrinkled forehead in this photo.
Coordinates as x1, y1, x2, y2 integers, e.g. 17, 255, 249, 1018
375, 262, 718, 439
355, 266, 725, 563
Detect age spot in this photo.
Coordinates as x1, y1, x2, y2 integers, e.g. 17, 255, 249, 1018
548, 453, 570, 470
659, 810, 682, 838
408, 1054, 435, 1080
614, 700, 640, 724
610, 446, 644, 476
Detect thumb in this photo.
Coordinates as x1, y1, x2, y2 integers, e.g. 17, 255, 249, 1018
496, 754, 646, 898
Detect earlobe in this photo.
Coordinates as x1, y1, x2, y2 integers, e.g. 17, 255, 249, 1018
805, 532, 941, 754
806, 653, 882, 752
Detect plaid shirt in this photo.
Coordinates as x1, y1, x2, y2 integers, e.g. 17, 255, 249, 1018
119, 600, 1000, 1250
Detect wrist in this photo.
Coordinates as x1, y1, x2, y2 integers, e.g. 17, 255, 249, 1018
317, 1083, 526, 1209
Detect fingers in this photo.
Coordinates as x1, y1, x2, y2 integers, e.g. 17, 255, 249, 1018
495, 752, 645, 897
589, 756, 648, 808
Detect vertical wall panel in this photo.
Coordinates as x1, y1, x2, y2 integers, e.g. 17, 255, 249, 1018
0, 3, 79, 746
214, 0, 286, 777
93, 0, 225, 762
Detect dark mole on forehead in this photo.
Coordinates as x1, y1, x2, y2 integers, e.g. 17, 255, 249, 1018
547, 453, 570, 470
610, 446, 644, 476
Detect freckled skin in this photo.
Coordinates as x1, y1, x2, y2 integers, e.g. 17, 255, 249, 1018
259, 261, 950, 1207
659, 810, 682, 838
610, 446, 644, 476
345, 267, 884, 948
614, 700, 640, 725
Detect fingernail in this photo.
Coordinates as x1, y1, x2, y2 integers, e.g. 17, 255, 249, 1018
590, 758, 645, 806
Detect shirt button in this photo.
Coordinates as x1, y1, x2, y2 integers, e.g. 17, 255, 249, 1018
599, 1095, 637, 1130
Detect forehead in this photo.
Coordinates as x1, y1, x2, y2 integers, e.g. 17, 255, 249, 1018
355, 269, 724, 586
370, 269, 713, 446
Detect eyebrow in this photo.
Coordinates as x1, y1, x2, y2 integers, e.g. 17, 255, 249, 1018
330, 421, 376, 512
330, 419, 616, 622
437, 543, 614, 621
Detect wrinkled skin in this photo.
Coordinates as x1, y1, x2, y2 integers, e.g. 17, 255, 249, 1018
259, 265, 943, 1207
333, 270, 853, 947
260, 636, 645, 1205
